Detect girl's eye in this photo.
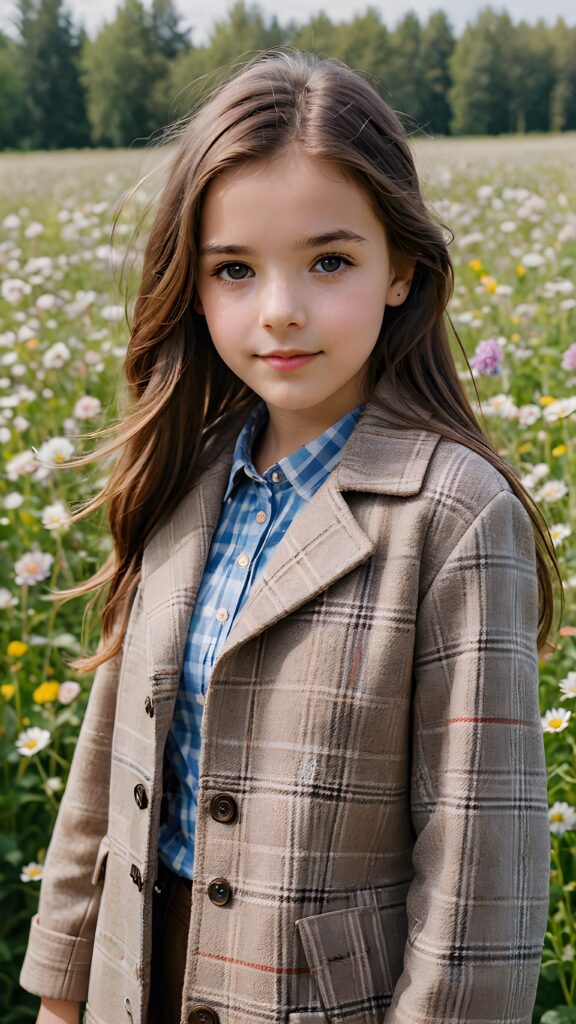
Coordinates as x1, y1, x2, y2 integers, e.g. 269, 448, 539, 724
211, 256, 350, 284
215, 262, 251, 282
313, 253, 350, 274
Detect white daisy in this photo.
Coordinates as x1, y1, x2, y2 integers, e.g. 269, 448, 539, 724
542, 397, 576, 423
0, 587, 18, 609
14, 550, 54, 585
516, 404, 542, 427
4, 492, 24, 509
73, 395, 102, 419
548, 801, 576, 836
1, 278, 32, 304
35, 436, 75, 467
24, 221, 45, 239
549, 523, 572, 547
100, 304, 124, 321
15, 726, 51, 757
559, 672, 576, 701
42, 341, 71, 369
536, 480, 569, 503
41, 500, 71, 531
541, 707, 572, 733
21, 862, 44, 882
6, 450, 37, 480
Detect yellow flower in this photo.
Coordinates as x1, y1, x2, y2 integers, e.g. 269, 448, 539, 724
510, 315, 520, 324
24, 337, 39, 349
516, 265, 527, 277
1, 684, 15, 700
510, 333, 521, 342
7, 641, 28, 658
518, 442, 533, 454
469, 258, 484, 272
32, 682, 60, 704
552, 444, 568, 457
46, 665, 55, 675
480, 274, 497, 293
472, 310, 484, 318
539, 396, 556, 406
22, 716, 30, 726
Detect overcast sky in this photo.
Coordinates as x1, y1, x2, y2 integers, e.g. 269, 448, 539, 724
0, 0, 574, 44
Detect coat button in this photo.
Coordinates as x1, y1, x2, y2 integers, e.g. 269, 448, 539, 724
207, 877, 232, 906
209, 793, 237, 823
134, 783, 148, 809
189, 1005, 219, 1024
130, 863, 143, 891
144, 695, 154, 717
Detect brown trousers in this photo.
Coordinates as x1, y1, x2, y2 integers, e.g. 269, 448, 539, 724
147, 859, 193, 1024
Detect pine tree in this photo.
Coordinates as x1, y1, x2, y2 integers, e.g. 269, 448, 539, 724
16, 0, 90, 150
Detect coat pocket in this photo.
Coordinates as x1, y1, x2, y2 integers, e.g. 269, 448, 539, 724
91, 834, 111, 885
294, 880, 410, 1023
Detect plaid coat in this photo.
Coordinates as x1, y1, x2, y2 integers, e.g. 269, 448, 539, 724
19, 372, 550, 1024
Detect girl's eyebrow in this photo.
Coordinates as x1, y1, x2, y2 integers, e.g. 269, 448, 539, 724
199, 229, 368, 258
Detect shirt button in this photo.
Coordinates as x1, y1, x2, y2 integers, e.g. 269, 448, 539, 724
271, 470, 282, 482
237, 553, 249, 567
215, 607, 229, 622
256, 511, 266, 523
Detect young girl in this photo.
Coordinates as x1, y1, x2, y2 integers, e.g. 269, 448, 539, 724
20, 47, 558, 1024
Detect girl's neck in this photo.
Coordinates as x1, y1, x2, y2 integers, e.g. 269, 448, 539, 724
251, 400, 359, 476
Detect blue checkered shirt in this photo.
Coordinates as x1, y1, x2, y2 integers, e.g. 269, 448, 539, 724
157, 397, 365, 878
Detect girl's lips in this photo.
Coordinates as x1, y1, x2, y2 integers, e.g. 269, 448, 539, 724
260, 353, 320, 371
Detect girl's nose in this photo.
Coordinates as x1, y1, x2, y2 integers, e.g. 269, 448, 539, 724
258, 276, 307, 331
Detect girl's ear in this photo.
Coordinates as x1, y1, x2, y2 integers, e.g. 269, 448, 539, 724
386, 257, 416, 307
193, 295, 205, 316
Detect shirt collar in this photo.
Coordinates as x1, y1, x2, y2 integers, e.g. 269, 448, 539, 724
223, 398, 365, 504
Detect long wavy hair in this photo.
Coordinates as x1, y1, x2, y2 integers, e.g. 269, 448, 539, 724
52, 46, 562, 672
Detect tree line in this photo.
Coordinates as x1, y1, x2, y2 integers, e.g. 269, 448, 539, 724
1, 0, 575, 151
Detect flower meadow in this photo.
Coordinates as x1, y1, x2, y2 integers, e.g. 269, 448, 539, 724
1, 137, 576, 1021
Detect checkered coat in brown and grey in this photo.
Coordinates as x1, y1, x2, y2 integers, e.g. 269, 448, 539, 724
20, 372, 550, 1024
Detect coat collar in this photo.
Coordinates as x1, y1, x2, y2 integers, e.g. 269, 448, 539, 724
141, 373, 441, 682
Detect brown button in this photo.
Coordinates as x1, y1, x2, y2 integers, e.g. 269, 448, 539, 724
130, 864, 143, 891
207, 877, 232, 906
144, 695, 154, 717
210, 793, 237, 824
189, 1007, 219, 1024
256, 511, 266, 523
134, 783, 148, 809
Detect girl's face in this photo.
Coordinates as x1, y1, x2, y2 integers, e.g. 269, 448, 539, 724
194, 147, 413, 430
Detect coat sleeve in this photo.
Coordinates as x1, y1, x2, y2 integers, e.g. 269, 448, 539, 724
384, 488, 551, 1024
19, 641, 123, 1003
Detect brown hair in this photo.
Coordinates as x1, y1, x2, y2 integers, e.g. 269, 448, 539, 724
52, 46, 563, 672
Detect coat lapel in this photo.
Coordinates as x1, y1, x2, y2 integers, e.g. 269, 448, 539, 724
141, 374, 440, 681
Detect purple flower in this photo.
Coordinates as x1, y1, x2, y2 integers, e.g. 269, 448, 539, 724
561, 343, 576, 371
470, 338, 503, 375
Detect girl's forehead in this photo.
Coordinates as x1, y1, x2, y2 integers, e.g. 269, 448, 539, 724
198, 154, 374, 233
